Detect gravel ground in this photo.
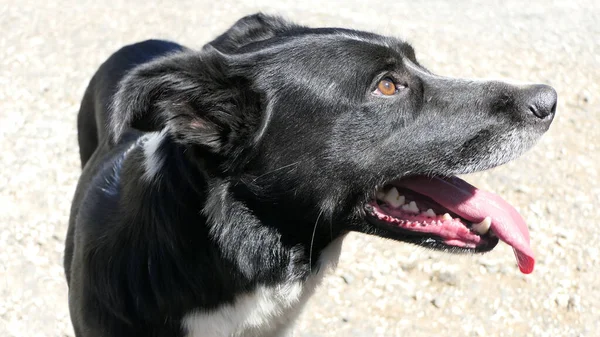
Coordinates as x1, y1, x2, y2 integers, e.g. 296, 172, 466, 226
1, 1, 598, 336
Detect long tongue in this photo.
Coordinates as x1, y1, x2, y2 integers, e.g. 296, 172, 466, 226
397, 176, 534, 274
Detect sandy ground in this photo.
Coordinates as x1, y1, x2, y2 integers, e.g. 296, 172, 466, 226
1, 0, 599, 336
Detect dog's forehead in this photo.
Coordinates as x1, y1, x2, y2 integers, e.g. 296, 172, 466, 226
332, 30, 415, 59
295, 28, 414, 58
255, 29, 417, 74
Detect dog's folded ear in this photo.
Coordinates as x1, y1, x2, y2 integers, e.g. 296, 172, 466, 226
110, 48, 261, 154
207, 13, 303, 52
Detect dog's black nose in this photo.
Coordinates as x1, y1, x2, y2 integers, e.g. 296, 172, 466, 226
524, 84, 557, 119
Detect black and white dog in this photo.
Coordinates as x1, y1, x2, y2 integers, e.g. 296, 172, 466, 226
64, 13, 556, 337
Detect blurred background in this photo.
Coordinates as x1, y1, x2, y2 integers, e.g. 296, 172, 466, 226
1, 0, 598, 336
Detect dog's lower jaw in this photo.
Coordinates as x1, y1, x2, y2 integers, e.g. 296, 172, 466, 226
181, 236, 345, 337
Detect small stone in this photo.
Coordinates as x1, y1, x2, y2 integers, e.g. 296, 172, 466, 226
478, 259, 500, 273
401, 260, 418, 272
567, 295, 581, 312
469, 326, 487, 337
555, 293, 570, 308
529, 203, 544, 217
341, 274, 354, 285
434, 271, 458, 286
431, 296, 447, 308
578, 91, 590, 104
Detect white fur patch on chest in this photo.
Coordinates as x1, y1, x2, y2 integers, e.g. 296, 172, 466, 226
182, 237, 344, 337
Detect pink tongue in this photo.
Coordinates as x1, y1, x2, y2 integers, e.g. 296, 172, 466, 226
398, 176, 534, 274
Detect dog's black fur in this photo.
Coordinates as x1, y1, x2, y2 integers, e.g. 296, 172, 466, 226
64, 13, 556, 337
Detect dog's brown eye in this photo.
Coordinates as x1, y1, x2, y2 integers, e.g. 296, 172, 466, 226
377, 78, 397, 96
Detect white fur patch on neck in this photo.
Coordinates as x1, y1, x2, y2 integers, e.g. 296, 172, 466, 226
182, 237, 345, 337
141, 129, 168, 181
183, 283, 302, 337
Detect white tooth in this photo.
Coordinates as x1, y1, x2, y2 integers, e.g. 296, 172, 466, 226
472, 216, 492, 234
376, 191, 386, 200
441, 213, 453, 221
423, 209, 436, 217
402, 201, 419, 213
397, 195, 406, 205
383, 187, 403, 208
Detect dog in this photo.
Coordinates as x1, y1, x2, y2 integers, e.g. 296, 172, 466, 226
64, 13, 557, 337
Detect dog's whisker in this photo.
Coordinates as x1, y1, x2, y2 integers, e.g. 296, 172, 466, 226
309, 209, 324, 274
250, 161, 300, 183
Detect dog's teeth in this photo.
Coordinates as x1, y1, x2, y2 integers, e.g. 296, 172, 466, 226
402, 201, 419, 213
383, 187, 404, 208
397, 195, 406, 205
423, 209, 436, 217
376, 191, 386, 200
441, 213, 453, 221
472, 216, 492, 234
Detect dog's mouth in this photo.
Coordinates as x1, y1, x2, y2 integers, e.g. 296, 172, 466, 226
364, 175, 534, 274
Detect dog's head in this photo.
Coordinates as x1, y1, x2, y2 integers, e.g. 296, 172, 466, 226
112, 14, 556, 273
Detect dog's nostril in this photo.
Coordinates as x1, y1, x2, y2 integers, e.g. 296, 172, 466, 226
528, 105, 540, 117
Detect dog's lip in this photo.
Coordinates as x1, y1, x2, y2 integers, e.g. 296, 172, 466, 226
364, 201, 499, 252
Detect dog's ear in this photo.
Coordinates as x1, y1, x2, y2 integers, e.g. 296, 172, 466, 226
207, 13, 303, 52
110, 48, 261, 154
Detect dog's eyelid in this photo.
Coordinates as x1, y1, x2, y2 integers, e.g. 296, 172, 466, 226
378, 72, 408, 86
396, 82, 408, 89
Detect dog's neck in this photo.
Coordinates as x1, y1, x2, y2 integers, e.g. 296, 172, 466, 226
119, 131, 340, 282
136, 129, 344, 261
78, 131, 344, 325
